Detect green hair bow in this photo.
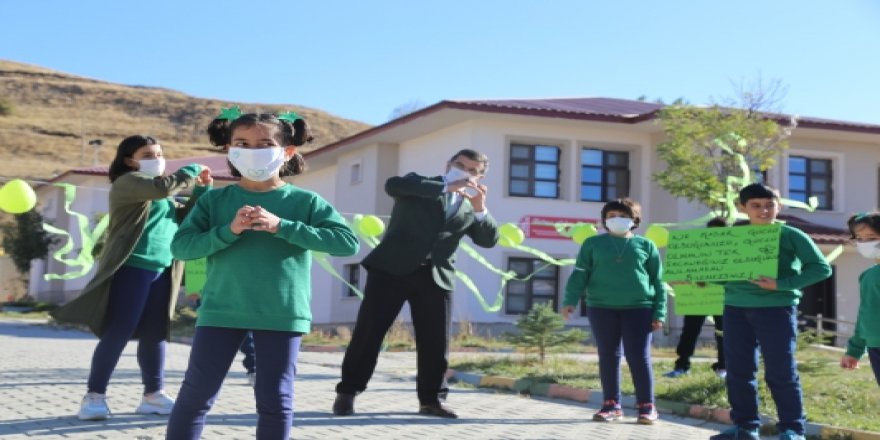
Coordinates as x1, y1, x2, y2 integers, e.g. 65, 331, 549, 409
217, 106, 242, 120
277, 111, 302, 123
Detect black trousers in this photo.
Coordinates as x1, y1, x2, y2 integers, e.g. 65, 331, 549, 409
337, 266, 452, 405
673, 315, 725, 371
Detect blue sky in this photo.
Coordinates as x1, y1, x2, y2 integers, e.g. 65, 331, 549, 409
2, 1, 879, 126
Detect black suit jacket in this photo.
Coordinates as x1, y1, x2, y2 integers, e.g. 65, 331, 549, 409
361, 173, 499, 291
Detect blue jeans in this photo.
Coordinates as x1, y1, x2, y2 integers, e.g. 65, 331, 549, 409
723, 305, 804, 434
87, 265, 170, 394
869, 348, 880, 387
588, 307, 655, 404
166, 327, 302, 440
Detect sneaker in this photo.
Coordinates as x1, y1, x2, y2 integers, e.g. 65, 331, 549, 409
715, 369, 728, 379
247, 372, 256, 387
77, 392, 110, 420
778, 429, 806, 440
663, 369, 688, 378
636, 403, 659, 425
135, 390, 175, 415
709, 426, 760, 440
592, 400, 623, 422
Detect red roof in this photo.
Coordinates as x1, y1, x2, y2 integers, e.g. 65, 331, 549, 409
52, 155, 237, 182
777, 214, 850, 245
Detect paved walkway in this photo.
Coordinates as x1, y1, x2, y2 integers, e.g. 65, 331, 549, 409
0, 318, 747, 439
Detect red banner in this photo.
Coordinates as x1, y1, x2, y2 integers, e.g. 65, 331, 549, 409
520, 215, 598, 240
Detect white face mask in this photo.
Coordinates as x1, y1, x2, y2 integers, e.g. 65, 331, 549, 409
856, 240, 880, 260
605, 217, 634, 235
228, 147, 286, 182
137, 158, 165, 177
444, 166, 471, 183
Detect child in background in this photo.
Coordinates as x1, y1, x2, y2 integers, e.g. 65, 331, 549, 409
664, 217, 726, 379
710, 183, 832, 440
840, 212, 880, 386
165, 111, 359, 439
561, 198, 666, 425
51, 135, 211, 421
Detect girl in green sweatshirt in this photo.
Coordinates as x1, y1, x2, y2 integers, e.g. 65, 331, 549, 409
165, 111, 359, 440
840, 212, 880, 386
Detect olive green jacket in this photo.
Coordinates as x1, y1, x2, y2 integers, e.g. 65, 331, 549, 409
50, 167, 204, 339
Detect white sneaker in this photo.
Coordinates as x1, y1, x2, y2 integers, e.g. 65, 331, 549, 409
247, 372, 256, 387
78, 392, 110, 420
135, 390, 175, 415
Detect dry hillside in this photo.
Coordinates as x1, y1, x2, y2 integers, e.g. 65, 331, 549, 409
0, 60, 371, 180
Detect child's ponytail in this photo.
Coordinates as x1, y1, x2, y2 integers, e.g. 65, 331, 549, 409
207, 118, 232, 148
291, 118, 314, 146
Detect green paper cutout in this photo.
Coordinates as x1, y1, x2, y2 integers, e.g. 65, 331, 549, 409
663, 224, 781, 282
672, 283, 724, 316
43, 183, 110, 280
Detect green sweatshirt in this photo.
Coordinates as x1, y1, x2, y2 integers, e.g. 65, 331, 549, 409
171, 183, 359, 333
723, 224, 832, 308
126, 177, 207, 272
563, 234, 667, 321
846, 264, 880, 359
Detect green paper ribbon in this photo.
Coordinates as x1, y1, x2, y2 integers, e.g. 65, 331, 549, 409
42, 183, 110, 280
217, 105, 242, 120
314, 252, 364, 299
277, 111, 302, 123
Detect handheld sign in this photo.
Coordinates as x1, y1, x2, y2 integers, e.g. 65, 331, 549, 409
184, 258, 207, 294
673, 283, 724, 316
663, 224, 781, 282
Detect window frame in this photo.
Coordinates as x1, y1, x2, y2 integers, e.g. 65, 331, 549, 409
504, 256, 561, 315
508, 143, 561, 199
787, 155, 833, 211
579, 147, 630, 202
343, 263, 361, 298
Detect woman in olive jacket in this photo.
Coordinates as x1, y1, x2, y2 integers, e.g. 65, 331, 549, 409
51, 135, 211, 421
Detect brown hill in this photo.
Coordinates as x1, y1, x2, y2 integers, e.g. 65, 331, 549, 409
0, 60, 371, 180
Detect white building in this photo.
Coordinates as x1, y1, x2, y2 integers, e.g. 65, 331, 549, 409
31, 97, 880, 344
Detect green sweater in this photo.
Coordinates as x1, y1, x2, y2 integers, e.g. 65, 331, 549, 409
563, 234, 667, 321
723, 224, 831, 308
127, 177, 207, 271
171, 183, 359, 333
846, 265, 880, 359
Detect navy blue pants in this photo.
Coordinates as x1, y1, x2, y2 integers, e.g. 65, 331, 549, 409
724, 305, 805, 434
87, 265, 170, 394
166, 327, 302, 440
588, 307, 655, 404
869, 348, 880, 387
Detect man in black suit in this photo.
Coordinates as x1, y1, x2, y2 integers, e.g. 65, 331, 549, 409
333, 149, 499, 418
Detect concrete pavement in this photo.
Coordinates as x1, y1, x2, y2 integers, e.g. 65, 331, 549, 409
0, 318, 744, 439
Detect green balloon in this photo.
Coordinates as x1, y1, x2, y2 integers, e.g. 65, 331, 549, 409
358, 215, 385, 237
498, 223, 525, 247
571, 223, 597, 245
0, 179, 37, 214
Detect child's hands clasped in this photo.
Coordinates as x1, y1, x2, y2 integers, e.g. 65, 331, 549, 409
230, 205, 281, 235
749, 276, 777, 290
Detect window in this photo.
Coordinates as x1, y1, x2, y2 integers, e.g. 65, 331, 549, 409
509, 143, 560, 198
580, 148, 630, 202
505, 257, 560, 314
788, 156, 832, 210
350, 161, 362, 185
343, 264, 361, 297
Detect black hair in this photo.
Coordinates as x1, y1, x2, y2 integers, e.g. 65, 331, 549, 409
847, 212, 880, 238
706, 217, 727, 228
108, 135, 158, 182
738, 183, 779, 205
449, 148, 489, 173
206, 112, 313, 177
600, 198, 641, 230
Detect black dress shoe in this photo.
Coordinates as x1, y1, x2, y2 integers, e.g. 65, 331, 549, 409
418, 403, 458, 419
332, 393, 355, 416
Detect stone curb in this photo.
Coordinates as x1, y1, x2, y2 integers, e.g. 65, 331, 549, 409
446, 369, 878, 439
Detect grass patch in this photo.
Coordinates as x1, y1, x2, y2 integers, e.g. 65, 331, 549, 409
450, 347, 880, 432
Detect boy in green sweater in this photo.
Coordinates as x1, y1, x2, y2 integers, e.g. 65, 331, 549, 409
840, 212, 880, 386
710, 184, 831, 440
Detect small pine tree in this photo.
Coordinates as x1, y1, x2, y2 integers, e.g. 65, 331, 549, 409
1, 210, 56, 275
504, 302, 587, 364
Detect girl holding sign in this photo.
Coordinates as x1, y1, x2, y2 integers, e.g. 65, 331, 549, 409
840, 212, 880, 386
562, 198, 666, 425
